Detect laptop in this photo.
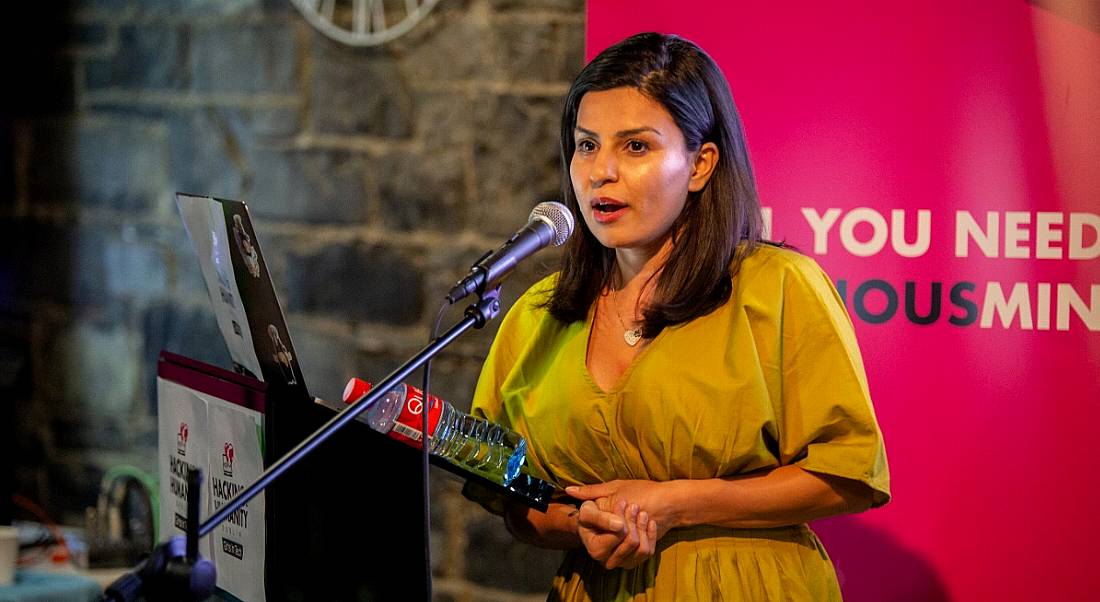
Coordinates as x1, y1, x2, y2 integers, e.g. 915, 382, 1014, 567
175, 193, 306, 397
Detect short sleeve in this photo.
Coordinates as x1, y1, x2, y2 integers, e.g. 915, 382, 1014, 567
778, 255, 890, 508
469, 275, 556, 425
469, 322, 512, 426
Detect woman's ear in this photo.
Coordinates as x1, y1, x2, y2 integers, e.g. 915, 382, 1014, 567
687, 142, 719, 192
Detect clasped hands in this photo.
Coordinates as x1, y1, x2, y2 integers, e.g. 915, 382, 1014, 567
566, 479, 675, 570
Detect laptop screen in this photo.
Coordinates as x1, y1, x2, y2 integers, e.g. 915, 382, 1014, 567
175, 193, 308, 399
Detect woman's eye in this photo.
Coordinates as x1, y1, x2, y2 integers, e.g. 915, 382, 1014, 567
577, 140, 596, 153
627, 140, 648, 153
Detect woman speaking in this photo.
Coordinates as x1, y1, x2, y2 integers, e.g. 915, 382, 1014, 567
471, 32, 890, 601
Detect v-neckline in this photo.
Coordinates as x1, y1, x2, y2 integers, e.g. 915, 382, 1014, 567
581, 303, 662, 395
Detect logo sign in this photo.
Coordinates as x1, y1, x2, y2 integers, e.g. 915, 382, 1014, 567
176, 422, 189, 456
406, 393, 423, 416
222, 442, 235, 477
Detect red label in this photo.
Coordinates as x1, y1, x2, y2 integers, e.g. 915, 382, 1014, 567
389, 384, 444, 449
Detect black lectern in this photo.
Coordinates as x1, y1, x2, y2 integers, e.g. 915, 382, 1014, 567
157, 351, 428, 601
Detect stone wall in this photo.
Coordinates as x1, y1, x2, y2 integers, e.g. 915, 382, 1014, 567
2, 1, 584, 599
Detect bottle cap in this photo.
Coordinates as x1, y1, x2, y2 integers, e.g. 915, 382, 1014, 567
343, 377, 372, 404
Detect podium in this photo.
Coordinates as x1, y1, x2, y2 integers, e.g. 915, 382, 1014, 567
160, 194, 558, 601
157, 351, 428, 601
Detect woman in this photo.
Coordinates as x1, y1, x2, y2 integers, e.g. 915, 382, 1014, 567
470, 32, 889, 600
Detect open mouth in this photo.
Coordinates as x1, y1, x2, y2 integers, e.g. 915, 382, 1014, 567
591, 198, 628, 224
593, 198, 627, 214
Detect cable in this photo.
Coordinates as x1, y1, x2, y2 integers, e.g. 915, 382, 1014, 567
12, 493, 72, 563
420, 300, 450, 602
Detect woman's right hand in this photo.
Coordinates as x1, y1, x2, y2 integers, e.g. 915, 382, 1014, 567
577, 497, 658, 570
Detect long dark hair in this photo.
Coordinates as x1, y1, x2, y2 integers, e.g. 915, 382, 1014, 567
547, 32, 764, 337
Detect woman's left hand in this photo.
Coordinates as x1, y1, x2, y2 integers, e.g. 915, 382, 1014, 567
567, 480, 679, 542
576, 497, 657, 569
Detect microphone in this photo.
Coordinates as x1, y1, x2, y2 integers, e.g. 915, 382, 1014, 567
447, 201, 574, 304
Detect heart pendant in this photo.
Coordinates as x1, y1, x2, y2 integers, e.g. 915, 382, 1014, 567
623, 328, 642, 347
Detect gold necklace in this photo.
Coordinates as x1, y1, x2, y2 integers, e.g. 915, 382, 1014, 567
611, 288, 643, 347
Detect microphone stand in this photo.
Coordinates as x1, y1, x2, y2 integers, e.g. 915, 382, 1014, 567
100, 290, 504, 601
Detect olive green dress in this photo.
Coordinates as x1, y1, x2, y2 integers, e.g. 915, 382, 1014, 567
471, 244, 890, 601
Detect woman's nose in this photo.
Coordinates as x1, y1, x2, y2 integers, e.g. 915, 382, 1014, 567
588, 150, 618, 187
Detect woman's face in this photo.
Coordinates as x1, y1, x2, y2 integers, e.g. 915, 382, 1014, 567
570, 86, 716, 254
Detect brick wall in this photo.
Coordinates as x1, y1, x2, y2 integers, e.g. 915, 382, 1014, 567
1, 1, 584, 598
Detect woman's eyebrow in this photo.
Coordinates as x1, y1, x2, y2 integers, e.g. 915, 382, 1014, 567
574, 125, 663, 139
574, 125, 599, 139
615, 126, 662, 139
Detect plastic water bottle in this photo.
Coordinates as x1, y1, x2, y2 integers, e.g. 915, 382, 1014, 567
343, 378, 528, 486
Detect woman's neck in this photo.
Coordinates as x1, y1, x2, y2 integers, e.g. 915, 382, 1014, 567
613, 236, 673, 290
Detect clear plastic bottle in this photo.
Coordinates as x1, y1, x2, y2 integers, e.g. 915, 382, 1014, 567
343, 378, 528, 486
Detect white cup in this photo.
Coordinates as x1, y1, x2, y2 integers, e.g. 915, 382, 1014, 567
0, 525, 17, 586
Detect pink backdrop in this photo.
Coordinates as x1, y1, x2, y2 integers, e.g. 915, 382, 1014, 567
587, 2, 1099, 600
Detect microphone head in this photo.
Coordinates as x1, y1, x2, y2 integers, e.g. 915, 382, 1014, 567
529, 201, 575, 247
